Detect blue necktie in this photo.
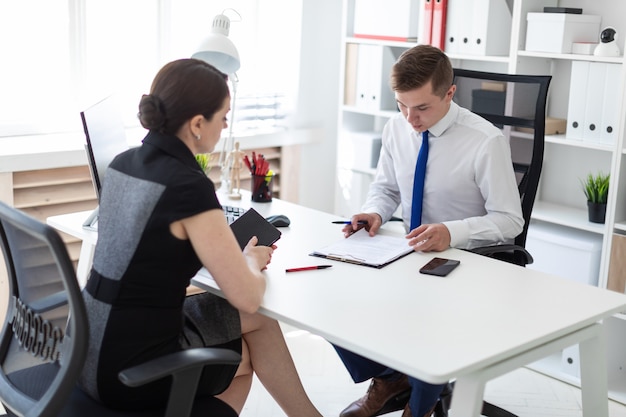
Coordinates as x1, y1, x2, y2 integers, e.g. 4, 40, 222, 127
410, 130, 429, 230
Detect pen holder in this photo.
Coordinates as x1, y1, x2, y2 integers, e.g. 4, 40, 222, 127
251, 174, 273, 202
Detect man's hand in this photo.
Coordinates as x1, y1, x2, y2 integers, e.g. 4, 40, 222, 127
342, 213, 383, 237
406, 223, 451, 252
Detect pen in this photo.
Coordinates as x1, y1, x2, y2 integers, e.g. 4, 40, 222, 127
285, 265, 333, 273
331, 221, 368, 225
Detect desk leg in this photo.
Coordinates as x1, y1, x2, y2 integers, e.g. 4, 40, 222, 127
75, 241, 95, 288
579, 325, 609, 417
448, 376, 484, 417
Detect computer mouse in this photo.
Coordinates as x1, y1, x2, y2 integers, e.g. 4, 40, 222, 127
265, 214, 290, 227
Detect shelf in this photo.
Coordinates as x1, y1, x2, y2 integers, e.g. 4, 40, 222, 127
342, 105, 399, 119
12, 166, 93, 189
531, 201, 605, 234
344, 36, 416, 48
352, 167, 376, 176
446, 53, 511, 63
615, 222, 626, 233
544, 134, 615, 151
345, 37, 512, 63
517, 50, 624, 64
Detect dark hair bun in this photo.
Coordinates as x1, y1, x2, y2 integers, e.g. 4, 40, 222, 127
137, 94, 166, 130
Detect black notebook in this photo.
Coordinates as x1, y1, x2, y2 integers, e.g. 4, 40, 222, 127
229, 208, 282, 249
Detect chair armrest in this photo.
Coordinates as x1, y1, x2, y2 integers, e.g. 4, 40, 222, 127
119, 347, 241, 417
30, 291, 68, 313
119, 347, 240, 387
468, 244, 534, 266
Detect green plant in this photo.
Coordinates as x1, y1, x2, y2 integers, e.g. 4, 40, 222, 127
581, 171, 610, 204
195, 153, 211, 174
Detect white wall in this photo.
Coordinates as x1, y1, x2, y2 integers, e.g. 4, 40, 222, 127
291, 0, 342, 213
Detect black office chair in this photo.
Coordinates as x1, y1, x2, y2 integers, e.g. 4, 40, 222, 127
453, 69, 551, 267
430, 70, 552, 417
0, 200, 241, 417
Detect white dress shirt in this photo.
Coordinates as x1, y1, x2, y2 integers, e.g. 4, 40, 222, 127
361, 101, 524, 250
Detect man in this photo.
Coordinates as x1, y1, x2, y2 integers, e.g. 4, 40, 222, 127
334, 45, 524, 417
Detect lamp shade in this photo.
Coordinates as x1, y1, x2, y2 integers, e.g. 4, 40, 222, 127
192, 14, 240, 74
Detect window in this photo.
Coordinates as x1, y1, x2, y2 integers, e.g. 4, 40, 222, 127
0, 0, 302, 138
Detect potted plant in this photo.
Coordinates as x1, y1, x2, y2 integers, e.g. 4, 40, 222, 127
581, 171, 609, 223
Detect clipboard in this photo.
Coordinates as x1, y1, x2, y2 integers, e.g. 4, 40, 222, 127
229, 208, 282, 249
309, 229, 414, 269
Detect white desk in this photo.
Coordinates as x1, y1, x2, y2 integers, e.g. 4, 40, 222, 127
48, 195, 626, 417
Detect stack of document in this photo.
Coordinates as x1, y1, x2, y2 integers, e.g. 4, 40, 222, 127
310, 229, 414, 268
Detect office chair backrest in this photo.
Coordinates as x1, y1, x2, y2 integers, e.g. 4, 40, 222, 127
0, 201, 88, 417
452, 69, 551, 249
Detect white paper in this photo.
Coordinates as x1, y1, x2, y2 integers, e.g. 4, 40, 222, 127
311, 229, 414, 267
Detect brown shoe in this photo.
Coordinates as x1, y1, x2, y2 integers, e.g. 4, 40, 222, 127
339, 375, 411, 417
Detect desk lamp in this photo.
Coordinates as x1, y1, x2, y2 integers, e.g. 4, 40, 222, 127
192, 11, 241, 194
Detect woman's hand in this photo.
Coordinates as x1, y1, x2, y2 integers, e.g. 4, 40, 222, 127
243, 236, 275, 271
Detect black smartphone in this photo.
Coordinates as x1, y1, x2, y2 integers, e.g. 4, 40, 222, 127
419, 257, 460, 277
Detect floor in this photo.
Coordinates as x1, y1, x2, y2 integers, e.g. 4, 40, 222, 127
240, 324, 626, 417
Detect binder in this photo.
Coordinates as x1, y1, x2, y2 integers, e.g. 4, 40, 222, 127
354, 44, 396, 112
566, 61, 589, 141
445, 0, 512, 55
583, 62, 607, 142
469, 0, 512, 55
599, 63, 621, 145
343, 43, 359, 106
567, 62, 619, 145
431, 0, 447, 50
444, 0, 466, 54
353, 0, 420, 42
355, 44, 377, 110
422, 0, 434, 45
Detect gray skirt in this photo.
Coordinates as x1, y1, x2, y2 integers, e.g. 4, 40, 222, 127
182, 291, 242, 350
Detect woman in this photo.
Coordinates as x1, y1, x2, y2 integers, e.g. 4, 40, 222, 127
78, 58, 322, 416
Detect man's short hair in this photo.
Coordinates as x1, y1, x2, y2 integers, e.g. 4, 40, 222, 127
390, 45, 453, 98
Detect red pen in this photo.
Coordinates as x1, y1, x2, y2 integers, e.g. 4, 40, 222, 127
285, 265, 333, 273
243, 155, 252, 172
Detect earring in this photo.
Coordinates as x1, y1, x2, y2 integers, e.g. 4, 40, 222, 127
196, 134, 201, 141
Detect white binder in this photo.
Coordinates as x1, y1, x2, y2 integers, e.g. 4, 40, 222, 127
445, 0, 511, 56
571, 62, 621, 146
444, 0, 467, 54
355, 44, 380, 110
566, 61, 589, 141
599, 63, 621, 145
355, 44, 396, 112
353, 0, 420, 41
469, 0, 512, 56
583, 62, 607, 141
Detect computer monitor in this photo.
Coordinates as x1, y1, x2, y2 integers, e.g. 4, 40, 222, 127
80, 96, 129, 229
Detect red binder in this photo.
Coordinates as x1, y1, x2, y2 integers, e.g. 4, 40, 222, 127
422, 0, 434, 45
431, 0, 448, 50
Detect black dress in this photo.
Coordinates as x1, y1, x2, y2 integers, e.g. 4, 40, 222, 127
78, 131, 241, 409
